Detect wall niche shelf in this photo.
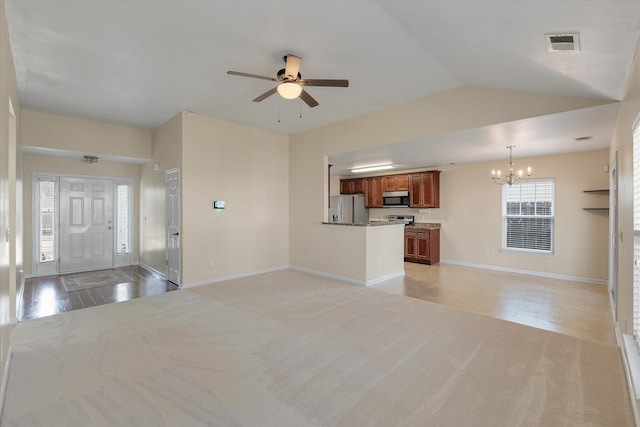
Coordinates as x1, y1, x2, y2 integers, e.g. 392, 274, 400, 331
583, 189, 609, 212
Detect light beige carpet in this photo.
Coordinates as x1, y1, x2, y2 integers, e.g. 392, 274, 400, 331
1, 269, 633, 426
61, 269, 133, 291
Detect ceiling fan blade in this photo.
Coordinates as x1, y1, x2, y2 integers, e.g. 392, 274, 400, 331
252, 87, 278, 102
227, 71, 277, 82
284, 54, 302, 80
299, 89, 319, 108
301, 79, 349, 87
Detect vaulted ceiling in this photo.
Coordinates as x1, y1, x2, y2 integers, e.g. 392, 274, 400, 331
5, 1, 640, 170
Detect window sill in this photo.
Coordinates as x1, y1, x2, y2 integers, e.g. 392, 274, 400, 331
499, 248, 555, 258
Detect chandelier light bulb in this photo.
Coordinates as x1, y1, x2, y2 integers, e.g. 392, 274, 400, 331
490, 146, 532, 186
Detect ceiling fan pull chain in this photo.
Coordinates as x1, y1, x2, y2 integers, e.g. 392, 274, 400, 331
277, 98, 281, 123
299, 98, 302, 119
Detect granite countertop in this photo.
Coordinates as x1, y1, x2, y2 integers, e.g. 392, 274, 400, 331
322, 221, 405, 227
405, 222, 441, 229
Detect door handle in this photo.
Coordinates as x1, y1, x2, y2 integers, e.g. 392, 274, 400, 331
172, 232, 179, 236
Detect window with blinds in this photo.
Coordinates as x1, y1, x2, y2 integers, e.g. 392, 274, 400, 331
39, 179, 56, 262
502, 179, 554, 253
633, 121, 640, 345
116, 183, 130, 254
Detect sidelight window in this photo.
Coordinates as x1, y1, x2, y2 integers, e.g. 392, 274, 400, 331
502, 179, 554, 254
39, 179, 56, 262
116, 182, 131, 254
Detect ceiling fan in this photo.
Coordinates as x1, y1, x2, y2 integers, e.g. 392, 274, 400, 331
227, 54, 349, 108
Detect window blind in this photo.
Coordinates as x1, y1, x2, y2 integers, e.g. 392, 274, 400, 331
116, 183, 129, 254
502, 179, 554, 253
39, 179, 55, 262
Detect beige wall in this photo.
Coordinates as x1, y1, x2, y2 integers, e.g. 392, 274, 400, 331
139, 112, 182, 275
21, 109, 151, 161
22, 154, 141, 276
290, 87, 613, 281
611, 38, 640, 335
0, 0, 20, 383
341, 151, 610, 282
180, 112, 289, 286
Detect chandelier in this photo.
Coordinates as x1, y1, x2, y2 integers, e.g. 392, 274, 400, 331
491, 145, 531, 185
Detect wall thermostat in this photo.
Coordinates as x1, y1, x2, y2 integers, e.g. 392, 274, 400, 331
213, 200, 225, 209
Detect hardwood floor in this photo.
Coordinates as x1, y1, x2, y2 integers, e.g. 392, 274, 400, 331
375, 262, 617, 346
19, 265, 179, 321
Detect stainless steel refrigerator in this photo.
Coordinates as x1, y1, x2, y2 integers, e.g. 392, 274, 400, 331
329, 195, 369, 224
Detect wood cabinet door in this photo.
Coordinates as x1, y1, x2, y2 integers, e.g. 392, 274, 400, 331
410, 175, 422, 207
416, 232, 430, 260
365, 178, 374, 208
420, 173, 434, 207
340, 179, 354, 194
404, 233, 416, 258
421, 171, 440, 208
373, 177, 384, 207
396, 175, 409, 191
352, 179, 365, 194
383, 176, 397, 192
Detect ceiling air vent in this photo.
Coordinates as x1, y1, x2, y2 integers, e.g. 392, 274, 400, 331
574, 136, 593, 142
545, 33, 581, 52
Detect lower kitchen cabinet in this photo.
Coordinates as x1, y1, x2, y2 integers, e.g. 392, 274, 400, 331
404, 228, 440, 265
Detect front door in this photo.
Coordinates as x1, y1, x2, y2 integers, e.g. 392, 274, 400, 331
59, 177, 114, 273
166, 168, 180, 285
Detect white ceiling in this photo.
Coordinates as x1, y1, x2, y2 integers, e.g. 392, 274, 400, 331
5, 1, 640, 170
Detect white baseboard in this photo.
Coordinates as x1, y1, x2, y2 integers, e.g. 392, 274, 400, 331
620, 333, 640, 426
0, 350, 13, 422
440, 259, 607, 285
290, 265, 404, 287
181, 265, 289, 288
138, 263, 166, 280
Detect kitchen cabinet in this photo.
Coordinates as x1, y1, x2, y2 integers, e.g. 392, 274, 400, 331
383, 174, 410, 192
409, 171, 440, 208
340, 178, 365, 195
365, 177, 384, 208
342, 171, 439, 207
404, 228, 440, 264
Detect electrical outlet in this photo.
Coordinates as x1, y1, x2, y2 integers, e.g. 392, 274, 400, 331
309, 252, 315, 260
208, 260, 214, 268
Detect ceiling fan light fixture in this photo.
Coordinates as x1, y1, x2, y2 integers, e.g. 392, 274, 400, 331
277, 82, 302, 99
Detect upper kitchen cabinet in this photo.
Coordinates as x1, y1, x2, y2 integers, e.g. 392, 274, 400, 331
341, 170, 439, 208
340, 178, 365, 195
365, 177, 384, 208
410, 171, 440, 208
383, 174, 410, 192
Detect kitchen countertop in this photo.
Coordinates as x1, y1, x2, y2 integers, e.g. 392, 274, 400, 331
322, 221, 405, 227
406, 222, 441, 230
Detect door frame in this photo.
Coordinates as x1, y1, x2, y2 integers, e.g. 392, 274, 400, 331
32, 172, 134, 277
609, 153, 618, 314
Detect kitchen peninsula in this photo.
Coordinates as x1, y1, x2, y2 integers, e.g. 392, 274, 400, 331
319, 221, 405, 286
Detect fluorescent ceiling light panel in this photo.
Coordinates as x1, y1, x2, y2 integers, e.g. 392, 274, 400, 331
350, 164, 394, 173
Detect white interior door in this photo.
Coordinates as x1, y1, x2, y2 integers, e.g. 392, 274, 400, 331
166, 169, 180, 285
59, 177, 114, 273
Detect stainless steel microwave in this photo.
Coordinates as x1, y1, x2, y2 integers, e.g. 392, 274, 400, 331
383, 191, 410, 207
